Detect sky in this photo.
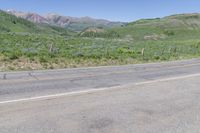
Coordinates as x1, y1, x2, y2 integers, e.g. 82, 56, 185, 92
1, 0, 200, 22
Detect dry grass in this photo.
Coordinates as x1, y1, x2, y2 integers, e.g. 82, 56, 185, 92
0, 57, 141, 71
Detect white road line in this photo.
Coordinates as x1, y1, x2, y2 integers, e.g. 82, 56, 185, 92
0, 73, 200, 105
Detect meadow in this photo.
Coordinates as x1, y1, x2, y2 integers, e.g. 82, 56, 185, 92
1, 32, 200, 71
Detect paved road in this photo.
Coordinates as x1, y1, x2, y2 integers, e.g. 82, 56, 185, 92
1, 58, 200, 102
0, 59, 200, 133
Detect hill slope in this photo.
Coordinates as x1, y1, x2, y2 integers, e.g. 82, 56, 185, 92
109, 13, 200, 41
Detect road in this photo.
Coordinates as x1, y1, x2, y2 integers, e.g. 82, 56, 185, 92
0, 59, 200, 133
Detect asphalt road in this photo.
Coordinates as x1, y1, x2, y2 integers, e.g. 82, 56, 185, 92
1, 59, 200, 133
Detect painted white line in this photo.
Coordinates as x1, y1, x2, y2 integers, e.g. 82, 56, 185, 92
1, 73, 200, 105
134, 73, 200, 85
0, 87, 117, 105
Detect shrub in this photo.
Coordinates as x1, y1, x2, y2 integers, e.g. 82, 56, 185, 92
163, 30, 175, 36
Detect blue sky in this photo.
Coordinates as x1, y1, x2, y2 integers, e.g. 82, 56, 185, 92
1, 0, 200, 22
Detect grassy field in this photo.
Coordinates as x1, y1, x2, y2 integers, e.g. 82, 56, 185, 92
1, 11, 200, 71
1, 32, 200, 71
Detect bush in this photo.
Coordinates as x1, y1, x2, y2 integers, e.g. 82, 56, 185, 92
39, 56, 48, 63
163, 30, 175, 36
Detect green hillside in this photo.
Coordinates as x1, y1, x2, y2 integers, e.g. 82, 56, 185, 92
0, 10, 38, 32
1, 11, 200, 71
111, 13, 200, 40
0, 10, 74, 35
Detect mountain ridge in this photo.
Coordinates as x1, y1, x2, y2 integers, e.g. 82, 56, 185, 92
6, 10, 125, 31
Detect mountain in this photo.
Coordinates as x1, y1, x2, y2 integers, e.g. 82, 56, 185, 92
6, 10, 125, 31
6, 10, 49, 24
3, 9, 200, 39
0, 10, 42, 33
0, 10, 74, 36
